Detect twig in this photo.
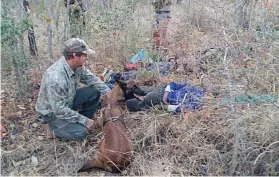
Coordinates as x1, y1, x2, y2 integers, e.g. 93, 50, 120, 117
79, 144, 98, 158
222, 24, 241, 175
271, 102, 279, 110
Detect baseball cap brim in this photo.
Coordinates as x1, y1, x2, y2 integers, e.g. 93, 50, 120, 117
82, 48, 96, 55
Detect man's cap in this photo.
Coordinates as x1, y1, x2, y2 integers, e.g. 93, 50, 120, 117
64, 38, 95, 55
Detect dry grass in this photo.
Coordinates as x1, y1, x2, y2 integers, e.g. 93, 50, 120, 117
1, 0, 279, 176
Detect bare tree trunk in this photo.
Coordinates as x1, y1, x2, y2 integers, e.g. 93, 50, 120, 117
47, 24, 54, 59
45, 0, 61, 59
23, 0, 38, 57
63, 0, 71, 41
235, 0, 258, 30
27, 27, 38, 56
13, 0, 29, 98
17, 36, 29, 98
8, 37, 28, 99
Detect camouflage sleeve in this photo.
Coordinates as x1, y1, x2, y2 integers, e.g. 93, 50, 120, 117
45, 74, 89, 126
80, 68, 111, 97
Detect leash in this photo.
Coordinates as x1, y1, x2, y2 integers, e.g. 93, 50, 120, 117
102, 103, 127, 126
101, 104, 133, 145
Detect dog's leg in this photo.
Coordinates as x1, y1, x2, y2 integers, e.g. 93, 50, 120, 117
78, 157, 105, 172
78, 140, 107, 172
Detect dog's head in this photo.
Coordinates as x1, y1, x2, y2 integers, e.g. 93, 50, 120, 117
116, 79, 146, 100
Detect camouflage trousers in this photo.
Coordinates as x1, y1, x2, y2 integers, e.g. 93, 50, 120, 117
69, 12, 85, 38
153, 11, 171, 49
126, 86, 165, 111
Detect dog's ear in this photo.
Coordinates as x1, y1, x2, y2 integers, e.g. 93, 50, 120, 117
116, 79, 127, 91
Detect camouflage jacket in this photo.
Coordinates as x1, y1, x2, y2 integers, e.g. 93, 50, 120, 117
35, 57, 110, 126
152, 0, 172, 12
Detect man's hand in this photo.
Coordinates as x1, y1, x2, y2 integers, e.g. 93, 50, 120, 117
86, 119, 99, 132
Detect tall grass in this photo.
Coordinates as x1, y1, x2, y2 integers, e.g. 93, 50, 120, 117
1, 0, 279, 175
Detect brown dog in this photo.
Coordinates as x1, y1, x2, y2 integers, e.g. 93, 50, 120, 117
78, 80, 145, 173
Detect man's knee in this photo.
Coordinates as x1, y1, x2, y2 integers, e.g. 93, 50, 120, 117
52, 126, 88, 141
49, 119, 89, 141
75, 87, 100, 103
89, 88, 100, 101
83, 87, 100, 100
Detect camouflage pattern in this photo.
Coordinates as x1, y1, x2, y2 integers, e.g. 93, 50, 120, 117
152, 0, 172, 12
35, 57, 110, 126
64, 38, 95, 54
64, 0, 86, 37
